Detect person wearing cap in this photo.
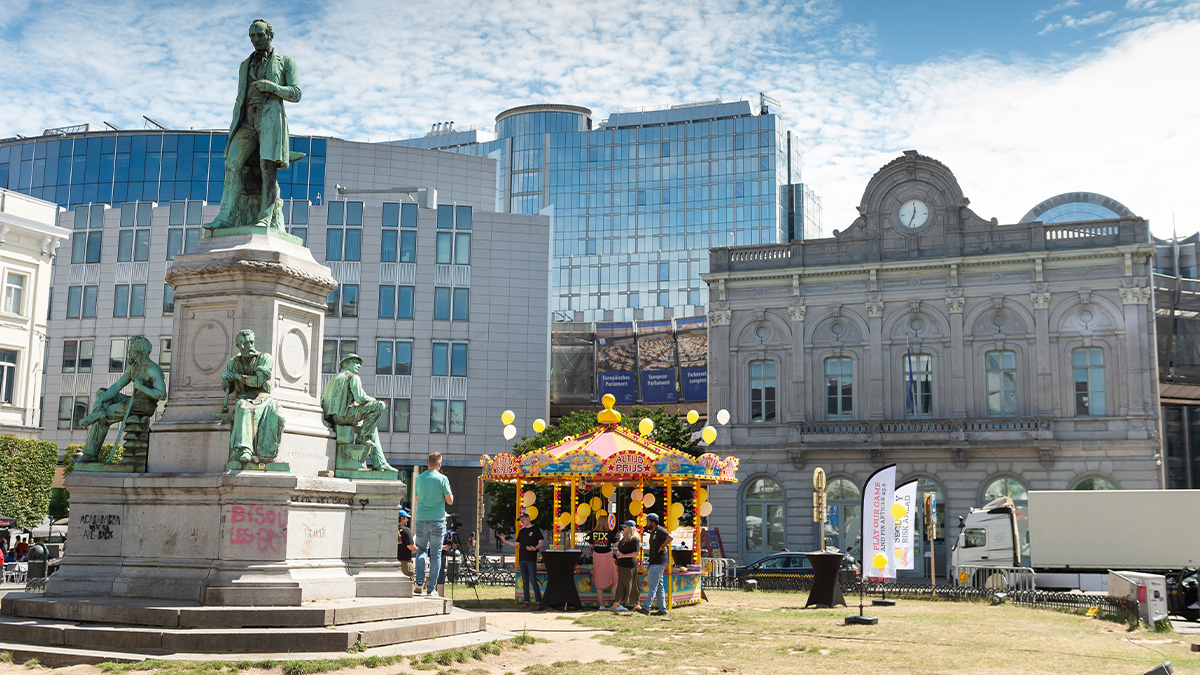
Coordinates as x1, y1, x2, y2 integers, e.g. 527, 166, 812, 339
321, 353, 395, 472
638, 512, 672, 616
611, 520, 641, 612
501, 512, 544, 608
397, 510, 416, 580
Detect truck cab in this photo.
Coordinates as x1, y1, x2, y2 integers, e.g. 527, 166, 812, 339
951, 497, 1021, 571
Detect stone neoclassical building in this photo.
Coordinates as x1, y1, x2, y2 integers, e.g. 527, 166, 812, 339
701, 151, 1160, 578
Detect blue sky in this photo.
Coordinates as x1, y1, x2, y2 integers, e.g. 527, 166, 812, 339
1, 0, 1197, 237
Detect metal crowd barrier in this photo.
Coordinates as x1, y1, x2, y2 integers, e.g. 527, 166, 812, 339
954, 565, 1037, 592
702, 557, 739, 589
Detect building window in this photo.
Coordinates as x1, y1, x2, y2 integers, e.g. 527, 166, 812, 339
113, 284, 146, 318
435, 204, 471, 265
430, 400, 447, 434
326, 201, 363, 261
57, 395, 89, 430
62, 339, 94, 374
163, 284, 175, 315
380, 203, 418, 263
377, 285, 415, 320
742, 476, 784, 558
749, 359, 776, 423
3, 273, 25, 315
167, 200, 203, 260
1073, 475, 1117, 490
118, 202, 152, 262
322, 339, 358, 374
375, 340, 412, 375
432, 342, 468, 377
159, 338, 172, 372
824, 357, 852, 420
283, 200, 309, 244
390, 398, 410, 432
71, 204, 104, 264
449, 399, 466, 434
434, 287, 451, 320
1072, 347, 1106, 416
903, 353, 933, 418
429, 399, 466, 434
109, 337, 127, 373
0, 349, 17, 404
452, 288, 470, 321
985, 350, 1017, 417
66, 285, 98, 319
326, 284, 359, 318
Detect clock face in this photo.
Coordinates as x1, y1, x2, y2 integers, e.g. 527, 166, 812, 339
898, 199, 930, 228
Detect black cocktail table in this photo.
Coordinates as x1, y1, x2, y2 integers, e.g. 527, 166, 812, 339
539, 549, 583, 610
805, 551, 847, 608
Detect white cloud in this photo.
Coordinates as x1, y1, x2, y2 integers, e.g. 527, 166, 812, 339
1038, 10, 1118, 35
1035, 0, 1081, 22
0, 0, 1197, 240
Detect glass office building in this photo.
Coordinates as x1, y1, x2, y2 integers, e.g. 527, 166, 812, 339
392, 100, 823, 324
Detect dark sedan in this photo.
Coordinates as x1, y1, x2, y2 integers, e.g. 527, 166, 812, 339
735, 552, 860, 580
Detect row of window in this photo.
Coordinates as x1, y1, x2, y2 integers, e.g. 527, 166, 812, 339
321, 339, 468, 377
62, 337, 172, 375
748, 348, 1108, 423
327, 285, 470, 321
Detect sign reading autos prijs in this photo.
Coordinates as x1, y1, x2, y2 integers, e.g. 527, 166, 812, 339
597, 323, 637, 403
638, 320, 678, 404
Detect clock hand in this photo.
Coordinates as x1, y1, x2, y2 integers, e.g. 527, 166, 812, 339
911, 204, 918, 224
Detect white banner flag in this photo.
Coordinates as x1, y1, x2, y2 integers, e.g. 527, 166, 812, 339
894, 480, 917, 571
861, 464, 897, 579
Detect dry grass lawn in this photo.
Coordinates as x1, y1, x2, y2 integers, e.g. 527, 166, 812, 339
0, 584, 1196, 675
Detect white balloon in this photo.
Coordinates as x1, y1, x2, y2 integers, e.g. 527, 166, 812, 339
716, 409, 731, 425
503, 424, 517, 440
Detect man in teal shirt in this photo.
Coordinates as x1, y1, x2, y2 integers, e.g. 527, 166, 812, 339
413, 452, 454, 596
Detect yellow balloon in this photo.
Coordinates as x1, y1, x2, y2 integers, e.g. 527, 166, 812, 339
873, 553, 888, 569
639, 418, 655, 435
596, 509, 607, 520
701, 426, 717, 444
666, 517, 680, 531
525, 506, 538, 520
522, 491, 536, 506
501, 410, 515, 425
642, 493, 656, 507
696, 488, 708, 504
699, 501, 713, 517
576, 514, 587, 526
577, 503, 592, 518
687, 410, 699, 425
670, 502, 684, 519
630, 488, 644, 502
602, 393, 616, 408
601, 483, 615, 498
629, 501, 643, 516
532, 418, 547, 433
591, 496, 603, 510
558, 512, 573, 526
636, 514, 646, 527
891, 502, 908, 520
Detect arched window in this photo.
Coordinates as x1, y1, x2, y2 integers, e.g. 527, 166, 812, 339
1073, 476, 1117, 490
742, 477, 784, 559
982, 476, 1030, 563
825, 477, 861, 559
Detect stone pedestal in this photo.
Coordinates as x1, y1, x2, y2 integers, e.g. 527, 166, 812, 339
48, 230, 411, 606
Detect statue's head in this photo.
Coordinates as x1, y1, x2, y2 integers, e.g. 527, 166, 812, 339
338, 353, 362, 374
128, 336, 152, 362
235, 329, 256, 353
249, 19, 274, 52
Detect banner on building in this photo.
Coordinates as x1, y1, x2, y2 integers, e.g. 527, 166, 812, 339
894, 480, 917, 571
596, 322, 636, 403
861, 463, 897, 579
638, 320, 678, 404
676, 316, 708, 402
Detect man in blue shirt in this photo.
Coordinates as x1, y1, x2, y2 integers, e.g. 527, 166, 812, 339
413, 452, 454, 597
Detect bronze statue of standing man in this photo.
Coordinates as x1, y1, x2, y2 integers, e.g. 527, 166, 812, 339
208, 19, 302, 231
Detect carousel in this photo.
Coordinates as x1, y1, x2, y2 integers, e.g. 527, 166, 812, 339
480, 395, 739, 609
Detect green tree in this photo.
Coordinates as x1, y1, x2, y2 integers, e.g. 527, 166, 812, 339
483, 406, 701, 537
0, 436, 59, 527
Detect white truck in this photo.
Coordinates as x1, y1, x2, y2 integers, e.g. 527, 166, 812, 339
951, 490, 1200, 611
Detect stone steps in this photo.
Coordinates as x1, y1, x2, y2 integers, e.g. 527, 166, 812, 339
0, 607, 485, 654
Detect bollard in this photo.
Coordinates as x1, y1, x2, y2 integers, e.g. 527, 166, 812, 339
26, 543, 49, 581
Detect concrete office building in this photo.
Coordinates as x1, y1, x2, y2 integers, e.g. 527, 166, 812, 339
701, 152, 1160, 576
0, 189, 68, 437
0, 128, 550, 530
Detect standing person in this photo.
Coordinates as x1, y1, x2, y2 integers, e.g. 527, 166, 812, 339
611, 520, 641, 612
413, 452, 454, 597
397, 510, 416, 581
638, 513, 672, 616
501, 512, 544, 608
590, 519, 618, 610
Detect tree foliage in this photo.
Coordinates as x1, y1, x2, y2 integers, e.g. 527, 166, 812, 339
484, 406, 701, 538
0, 436, 59, 527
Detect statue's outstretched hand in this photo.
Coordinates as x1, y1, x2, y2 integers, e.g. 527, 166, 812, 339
253, 80, 278, 95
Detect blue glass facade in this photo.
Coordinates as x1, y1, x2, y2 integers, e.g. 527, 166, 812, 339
392, 101, 820, 323
0, 131, 327, 210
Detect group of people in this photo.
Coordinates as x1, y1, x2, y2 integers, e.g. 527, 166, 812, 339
396, 452, 458, 598
502, 510, 674, 616
0, 535, 29, 563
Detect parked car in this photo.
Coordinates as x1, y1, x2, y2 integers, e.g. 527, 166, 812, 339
735, 552, 860, 584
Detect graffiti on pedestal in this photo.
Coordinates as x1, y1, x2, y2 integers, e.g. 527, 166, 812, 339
228, 505, 288, 553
